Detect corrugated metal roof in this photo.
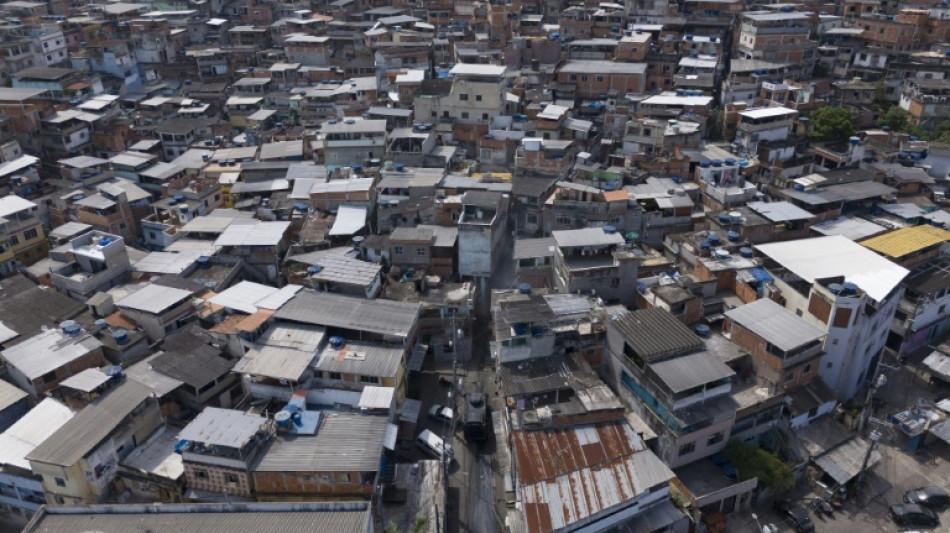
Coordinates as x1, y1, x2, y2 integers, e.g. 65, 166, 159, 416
0, 379, 26, 410
275, 291, 419, 338
126, 353, 185, 397
814, 436, 881, 485
513, 421, 674, 533
610, 309, 704, 361
215, 221, 290, 247
313, 339, 404, 378
923, 351, 950, 382
389, 226, 434, 243
552, 227, 625, 248
513, 237, 556, 260
151, 346, 234, 389
648, 351, 735, 394
860, 225, 950, 259
121, 425, 184, 480
746, 201, 814, 222
755, 235, 909, 302
236, 324, 326, 381
310, 254, 381, 287
210, 281, 281, 314
328, 205, 367, 236
178, 407, 265, 449
27, 380, 153, 467
0, 398, 74, 470
255, 284, 303, 310
116, 284, 193, 314
1, 329, 103, 380
725, 298, 826, 351
0, 195, 36, 218
134, 251, 200, 275
810, 216, 887, 241
358, 386, 395, 410
254, 413, 388, 473
23, 503, 371, 533
59, 368, 111, 392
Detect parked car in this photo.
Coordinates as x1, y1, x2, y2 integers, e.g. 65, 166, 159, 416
428, 404, 454, 424
773, 500, 816, 533
416, 429, 453, 460
904, 486, 950, 510
890, 503, 940, 528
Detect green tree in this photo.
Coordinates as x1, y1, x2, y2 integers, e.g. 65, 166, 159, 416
873, 81, 889, 111
722, 440, 795, 492
809, 107, 854, 142
879, 106, 909, 132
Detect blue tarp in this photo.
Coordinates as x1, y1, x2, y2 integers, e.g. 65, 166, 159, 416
749, 267, 774, 283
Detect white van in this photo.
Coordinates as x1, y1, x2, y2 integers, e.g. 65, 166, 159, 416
416, 429, 453, 460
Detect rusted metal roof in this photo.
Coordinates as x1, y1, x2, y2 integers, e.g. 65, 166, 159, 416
512, 421, 675, 533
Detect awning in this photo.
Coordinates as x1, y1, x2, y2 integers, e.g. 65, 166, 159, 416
328, 205, 367, 236
814, 437, 881, 486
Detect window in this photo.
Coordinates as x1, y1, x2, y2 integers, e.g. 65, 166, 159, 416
482, 113, 489, 120
581, 75, 588, 82
360, 375, 380, 384
8, 235, 18, 246
23, 228, 38, 241
784, 371, 795, 383
226, 474, 239, 483
556, 215, 572, 226
338, 473, 351, 483
41, 371, 57, 383
194, 470, 209, 479
461, 112, 469, 119
596, 76, 604, 83
678, 441, 695, 456
526, 213, 538, 225
804, 363, 812, 374
328, 372, 342, 380
826, 362, 833, 369
55, 477, 66, 487
393, 246, 404, 255
476, 95, 482, 101
118, 222, 127, 230
460, 93, 469, 101
707, 432, 724, 446
416, 247, 426, 256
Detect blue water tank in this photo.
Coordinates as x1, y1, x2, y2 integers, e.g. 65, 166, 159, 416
197, 256, 211, 268
930, 219, 946, 228
718, 213, 731, 223
329, 336, 345, 349
849, 136, 860, 145
61, 320, 82, 336
518, 283, 532, 294
94, 318, 107, 330
308, 265, 323, 275
695, 324, 711, 337
99, 237, 111, 246
842, 282, 859, 295
603, 225, 617, 234
113, 329, 129, 344
739, 247, 754, 258
294, 203, 309, 212
394, 163, 405, 172
727, 231, 741, 242
292, 411, 303, 426
275, 410, 293, 428
712, 159, 723, 167
104, 365, 123, 378
725, 158, 736, 165
700, 160, 711, 168
828, 283, 843, 295
707, 233, 721, 244
700, 241, 711, 251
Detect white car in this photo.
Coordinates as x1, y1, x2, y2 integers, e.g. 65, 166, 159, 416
428, 404, 454, 424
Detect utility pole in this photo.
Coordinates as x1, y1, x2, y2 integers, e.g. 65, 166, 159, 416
857, 428, 881, 485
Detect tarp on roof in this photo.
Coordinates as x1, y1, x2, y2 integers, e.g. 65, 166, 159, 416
749, 267, 774, 283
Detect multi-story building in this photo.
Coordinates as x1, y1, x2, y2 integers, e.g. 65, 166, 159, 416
50, 231, 131, 300
755, 235, 909, 400
554, 61, 647, 100
0, 195, 47, 274
0, 325, 105, 397
458, 191, 509, 278
178, 408, 274, 500
318, 118, 387, 170
899, 78, 950, 128
413, 64, 506, 141
737, 11, 817, 74
604, 309, 737, 468
26, 380, 162, 505
114, 283, 198, 342
551, 227, 640, 306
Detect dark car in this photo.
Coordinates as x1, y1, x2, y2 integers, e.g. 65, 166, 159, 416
773, 500, 816, 533
890, 503, 940, 528
904, 486, 950, 510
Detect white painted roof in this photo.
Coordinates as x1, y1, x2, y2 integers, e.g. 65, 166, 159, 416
116, 284, 193, 314
755, 235, 909, 302
0, 398, 74, 470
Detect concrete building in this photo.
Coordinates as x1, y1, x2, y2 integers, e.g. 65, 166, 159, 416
551, 227, 639, 306
318, 118, 387, 170
50, 231, 131, 300
604, 309, 738, 468
0, 195, 47, 275
458, 191, 509, 278
26, 380, 162, 505
114, 283, 197, 341
755, 235, 909, 400
0, 326, 105, 397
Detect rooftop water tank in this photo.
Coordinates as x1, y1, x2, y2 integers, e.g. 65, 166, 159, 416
699, 240, 711, 251
275, 410, 293, 428
828, 283, 843, 295
707, 233, 721, 244
718, 213, 731, 224
603, 225, 617, 234
714, 248, 730, 260
61, 320, 82, 336
727, 231, 741, 242
307, 265, 324, 275
625, 232, 639, 242
104, 365, 123, 379
113, 329, 130, 344
712, 159, 723, 167
725, 158, 736, 165
94, 318, 107, 331
197, 256, 211, 268
329, 336, 345, 349
695, 324, 711, 337
99, 237, 111, 246
518, 283, 532, 295
849, 136, 860, 145
842, 282, 859, 295
729, 211, 743, 222
739, 247, 754, 258
395, 163, 405, 172
700, 160, 711, 168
